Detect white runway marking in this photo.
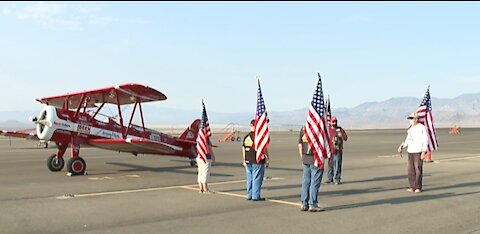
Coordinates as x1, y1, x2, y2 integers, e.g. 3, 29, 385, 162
64, 179, 247, 198
87, 174, 141, 180
377, 154, 480, 162
377, 155, 401, 158
435, 155, 480, 162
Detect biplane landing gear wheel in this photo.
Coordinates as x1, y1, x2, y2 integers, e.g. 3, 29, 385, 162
67, 157, 86, 176
47, 154, 64, 172
236, 137, 241, 142
190, 160, 197, 167
231, 137, 235, 142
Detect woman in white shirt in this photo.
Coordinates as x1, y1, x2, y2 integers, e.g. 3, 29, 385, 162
397, 112, 428, 193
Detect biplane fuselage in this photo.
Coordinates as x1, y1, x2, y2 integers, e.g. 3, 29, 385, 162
37, 105, 198, 157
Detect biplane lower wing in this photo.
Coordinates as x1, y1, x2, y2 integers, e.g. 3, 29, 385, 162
88, 138, 183, 155
1, 130, 39, 140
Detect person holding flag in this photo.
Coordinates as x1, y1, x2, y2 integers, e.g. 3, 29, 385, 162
298, 73, 330, 212
326, 116, 348, 185
397, 86, 438, 193
196, 100, 215, 194
397, 111, 428, 193
242, 78, 270, 201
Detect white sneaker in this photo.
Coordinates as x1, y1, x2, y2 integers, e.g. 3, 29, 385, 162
309, 206, 326, 212
203, 190, 213, 194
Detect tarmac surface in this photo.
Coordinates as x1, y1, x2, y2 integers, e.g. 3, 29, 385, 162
1, 128, 479, 234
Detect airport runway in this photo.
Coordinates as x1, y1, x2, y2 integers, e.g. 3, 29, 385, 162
1, 129, 479, 234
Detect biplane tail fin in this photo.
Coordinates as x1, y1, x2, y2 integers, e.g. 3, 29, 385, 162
177, 119, 201, 143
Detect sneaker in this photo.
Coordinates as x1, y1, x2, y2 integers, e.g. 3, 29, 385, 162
252, 197, 266, 201
334, 182, 341, 185
414, 189, 422, 193
323, 181, 333, 185
246, 197, 252, 200
203, 190, 213, 194
407, 188, 414, 193
300, 205, 309, 211
309, 206, 326, 212
424, 160, 434, 163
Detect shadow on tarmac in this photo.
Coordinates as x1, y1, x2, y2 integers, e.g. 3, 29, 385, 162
326, 190, 480, 211
261, 180, 480, 206
346, 174, 432, 184
170, 159, 303, 172
106, 162, 234, 177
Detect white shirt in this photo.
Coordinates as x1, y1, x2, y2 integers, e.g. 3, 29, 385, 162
402, 123, 428, 153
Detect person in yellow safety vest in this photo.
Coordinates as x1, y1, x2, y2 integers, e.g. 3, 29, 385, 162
242, 119, 269, 201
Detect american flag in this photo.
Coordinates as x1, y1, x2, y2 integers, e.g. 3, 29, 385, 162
416, 86, 439, 151
254, 79, 270, 163
325, 95, 332, 122
305, 73, 331, 168
196, 100, 211, 163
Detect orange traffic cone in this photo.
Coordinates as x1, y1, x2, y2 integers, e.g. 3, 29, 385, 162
424, 151, 433, 163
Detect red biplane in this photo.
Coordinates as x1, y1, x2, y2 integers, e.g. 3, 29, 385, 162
1, 84, 200, 176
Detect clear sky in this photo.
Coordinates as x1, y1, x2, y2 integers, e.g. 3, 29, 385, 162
1, 2, 479, 113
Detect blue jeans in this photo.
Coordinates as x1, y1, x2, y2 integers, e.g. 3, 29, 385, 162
327, 153, 342, 183
245, 163, 265, 200
301, 164, 323, 207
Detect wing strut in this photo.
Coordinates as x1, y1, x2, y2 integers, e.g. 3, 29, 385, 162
126, 101, 138, 137
73, 94, 86, 120
91, 102, 105, 120
115, 89, 126, 139
138, 98, 146, 138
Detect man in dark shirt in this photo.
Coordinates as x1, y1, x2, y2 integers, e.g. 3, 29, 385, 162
298, 126, 325, 212
326, 116, 348, 185
242, 120, 269, 201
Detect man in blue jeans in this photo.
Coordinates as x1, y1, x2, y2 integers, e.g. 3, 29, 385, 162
298, 126, 325, 212
242, 120, 269, 201
326, 116, 348, 185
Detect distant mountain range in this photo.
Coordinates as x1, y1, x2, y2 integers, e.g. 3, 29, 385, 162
1, 93, 479, 131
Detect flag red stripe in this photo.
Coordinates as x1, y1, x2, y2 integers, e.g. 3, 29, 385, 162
416, 107, 438, 151
255, 112, 270, 163
305, 107, 329, 167
196, 129, 207, 163
196, 101, 211, 163
425, 112, 438, 150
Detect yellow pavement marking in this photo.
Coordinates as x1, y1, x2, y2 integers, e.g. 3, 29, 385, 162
435, 155, 480, 162
179, 178, 299, 207
180, 187, 300, 207
268, 199, 301, 207
67, 177, 298, 207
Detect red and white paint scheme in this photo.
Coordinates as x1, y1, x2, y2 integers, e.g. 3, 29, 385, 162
3, 84, 200, 176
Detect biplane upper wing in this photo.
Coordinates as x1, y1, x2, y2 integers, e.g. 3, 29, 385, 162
88, 138, 184, 155
1, 130, 39, 140
36, 83, 167, 108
